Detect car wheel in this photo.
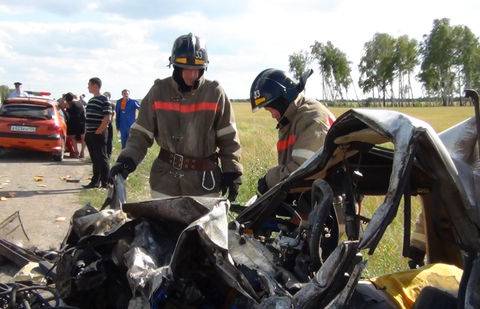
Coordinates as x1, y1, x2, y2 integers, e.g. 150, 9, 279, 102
53, 140, 65, 162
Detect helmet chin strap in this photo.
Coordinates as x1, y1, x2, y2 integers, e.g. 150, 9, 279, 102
172, 66, 204, 93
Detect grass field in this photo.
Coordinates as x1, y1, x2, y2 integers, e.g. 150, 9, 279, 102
80, 104, 474, 277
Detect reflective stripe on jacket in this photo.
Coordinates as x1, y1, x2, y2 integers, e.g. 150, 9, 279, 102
265, 94, 335, 188
119, 76, 242, 196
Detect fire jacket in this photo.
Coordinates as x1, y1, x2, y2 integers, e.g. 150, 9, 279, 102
265, 94, 335, 188
120, 76, 242, 197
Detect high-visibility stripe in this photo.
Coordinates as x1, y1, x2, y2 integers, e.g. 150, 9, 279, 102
175, 57, 187, 64
255, 97, 266, 105
277, 134, 296, 152
131, 123, 154, 139
292, 148, 315, 160
327, 115, 335, 127
216, 123, 237, 138
152, 101, 218, 113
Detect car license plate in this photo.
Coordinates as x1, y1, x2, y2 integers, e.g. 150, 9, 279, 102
10, 125, 36, 133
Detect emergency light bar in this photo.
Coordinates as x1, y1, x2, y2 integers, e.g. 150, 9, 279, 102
25, 91, 51, 96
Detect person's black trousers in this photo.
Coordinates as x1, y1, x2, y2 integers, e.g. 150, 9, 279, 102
107, 123, 113, 158
85, 131, 110, 186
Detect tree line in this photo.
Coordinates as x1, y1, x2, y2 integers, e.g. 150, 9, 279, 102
0, 86, 9, 103
289, 18, 480, 106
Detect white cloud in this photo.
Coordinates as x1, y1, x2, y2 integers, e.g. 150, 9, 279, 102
0, 1, 89, 16
0, 19, 164, 99
0, 0, 479, 100
86, 2, 99, 11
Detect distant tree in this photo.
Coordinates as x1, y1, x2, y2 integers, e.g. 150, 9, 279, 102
0, 85, 10, 104
472, 48, 480, 91
358, 33, 396, 106
288, 50, 312, 81
311, 41, 332, 100
311, 41, 352, 101
394, 35, 418, 103
418, 18, 457, 106
452, 25, 480, 104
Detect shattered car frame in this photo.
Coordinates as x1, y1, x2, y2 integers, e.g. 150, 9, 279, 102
54, 91, 480, 308
234, 90, 480, 307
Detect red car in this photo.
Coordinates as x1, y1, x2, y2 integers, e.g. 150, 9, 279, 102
0, 97, 67, 161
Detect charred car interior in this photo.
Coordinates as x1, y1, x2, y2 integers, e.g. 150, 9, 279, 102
0, 91, 479, 308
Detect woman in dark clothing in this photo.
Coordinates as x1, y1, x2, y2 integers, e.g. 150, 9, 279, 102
64, 92, 86, 158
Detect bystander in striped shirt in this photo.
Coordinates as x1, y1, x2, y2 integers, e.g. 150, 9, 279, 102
85, 95, 112, 133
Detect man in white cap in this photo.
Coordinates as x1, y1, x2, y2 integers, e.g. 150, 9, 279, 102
8, 82, 28, 98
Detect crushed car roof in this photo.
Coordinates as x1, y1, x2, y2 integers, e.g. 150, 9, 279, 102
238, 108, 480, 257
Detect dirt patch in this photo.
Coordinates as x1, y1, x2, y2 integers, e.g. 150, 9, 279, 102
0, 150, 91, 265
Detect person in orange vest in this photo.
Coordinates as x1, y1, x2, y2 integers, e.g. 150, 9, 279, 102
250, 69, 335, 194
115, 89, 140, 149
109, 33, 242, 201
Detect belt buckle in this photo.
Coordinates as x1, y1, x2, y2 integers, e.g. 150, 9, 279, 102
172, 153, 184, 170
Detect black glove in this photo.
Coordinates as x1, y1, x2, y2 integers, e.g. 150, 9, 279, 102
257, 176, 269, 195
221, 172, 242, 202
109, 156, 137, 183
407, 246, 425, 269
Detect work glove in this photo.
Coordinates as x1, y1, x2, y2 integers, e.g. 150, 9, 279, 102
407, 246, 426, 269
221, 172, 242, 202
109, 156, 137, 183
257, 176, 269, 195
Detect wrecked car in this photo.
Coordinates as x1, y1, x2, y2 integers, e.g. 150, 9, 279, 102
48, 90, 480, 308
233, 90, 480, 307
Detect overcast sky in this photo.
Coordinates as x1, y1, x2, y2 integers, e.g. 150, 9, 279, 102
0, 0, 479, 101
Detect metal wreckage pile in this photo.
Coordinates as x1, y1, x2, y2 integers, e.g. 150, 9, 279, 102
0, 90, 479, 309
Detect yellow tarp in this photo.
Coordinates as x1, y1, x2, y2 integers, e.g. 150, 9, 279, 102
370, 263, 463, 309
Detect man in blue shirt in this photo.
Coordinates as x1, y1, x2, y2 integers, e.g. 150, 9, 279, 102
115, 89, 140, 148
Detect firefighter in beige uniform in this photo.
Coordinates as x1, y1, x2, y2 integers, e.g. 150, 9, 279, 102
250, 69, 335, 194
109, 33, 243, 200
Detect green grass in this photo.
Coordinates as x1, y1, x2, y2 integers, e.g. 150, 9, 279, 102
330, 106, 473, 132
80, 104, 475, 277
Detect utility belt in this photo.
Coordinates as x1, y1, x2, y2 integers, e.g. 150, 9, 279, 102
158, 148, 218, 171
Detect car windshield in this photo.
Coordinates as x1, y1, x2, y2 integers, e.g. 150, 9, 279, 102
0, 104, 53, 120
